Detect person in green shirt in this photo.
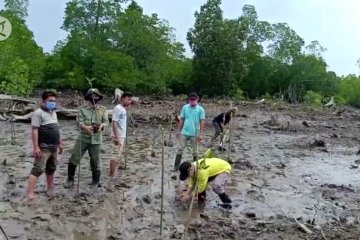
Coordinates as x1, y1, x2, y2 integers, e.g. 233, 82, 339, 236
64, 88, 109, 188
177, 157, 232, 204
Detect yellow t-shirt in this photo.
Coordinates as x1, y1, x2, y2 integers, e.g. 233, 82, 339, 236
188, 158, 231, 193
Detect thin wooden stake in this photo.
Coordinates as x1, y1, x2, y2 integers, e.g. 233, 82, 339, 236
160, 126, 165, 238
227, 111, 234, 162
124, 127, 128, 170
183, 122, 201, 240
76, 108, 81, 194
0, 224, 9, 240
10, 121, 16, 145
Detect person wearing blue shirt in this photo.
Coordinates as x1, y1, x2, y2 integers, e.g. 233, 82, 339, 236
173, 92, 206, 171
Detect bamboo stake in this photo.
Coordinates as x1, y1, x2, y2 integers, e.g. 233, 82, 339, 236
227, 111, 234, 162
76, 107, 81, 194
183, 122, 201, 240
0, 224, 9, 240
10, 96, 16, 145
151, 119, 157, 157
167, 108, 174, 147
123, 123, 129, 170
160, 126, 165, 238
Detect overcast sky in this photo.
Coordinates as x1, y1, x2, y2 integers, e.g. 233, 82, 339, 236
0, 0, 359, 76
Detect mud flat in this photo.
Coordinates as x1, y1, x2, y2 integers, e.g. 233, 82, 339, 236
1, 100, 360, 240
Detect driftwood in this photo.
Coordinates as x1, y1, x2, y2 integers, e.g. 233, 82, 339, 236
0, 94, 36, 104
294, 217, 313, 234
1, 108, 177, 124
0, 90, 175, 124
112, 88, 140, 104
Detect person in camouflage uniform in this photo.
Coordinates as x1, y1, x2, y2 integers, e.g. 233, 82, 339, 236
64, 88, 109, 188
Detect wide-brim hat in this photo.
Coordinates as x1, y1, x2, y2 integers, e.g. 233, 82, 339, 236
84, 88, 103, 101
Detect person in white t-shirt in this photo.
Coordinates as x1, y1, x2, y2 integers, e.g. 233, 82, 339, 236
110, 92, 133, 177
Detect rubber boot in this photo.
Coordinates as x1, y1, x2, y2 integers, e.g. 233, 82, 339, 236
64, 163, 77, 188
91, 170, 101, 187
172, 154, 182, 171
218, 192, 232, 203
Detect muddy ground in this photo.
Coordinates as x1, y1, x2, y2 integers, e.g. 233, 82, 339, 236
1, 99, 360, 240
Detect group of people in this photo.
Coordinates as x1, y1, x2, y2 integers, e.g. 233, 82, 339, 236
25, 88, 133, 200
25, 89, 236, 207
173, 92, 236, 206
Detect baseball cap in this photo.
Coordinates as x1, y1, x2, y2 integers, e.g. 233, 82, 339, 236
179, 161, 192, 181
188, 92, 199, 100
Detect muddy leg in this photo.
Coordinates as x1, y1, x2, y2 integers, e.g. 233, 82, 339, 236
173, 136, 188, 171
89, 144, 101, 187
211, 122, 222, 142
65, 138, 87, 188
189, 136, 198, 161
26, 175, 38, 200
213, 173, 231, 203
110, 139, 124, 177
26, 149, 49, 200
45, 151, 57, 193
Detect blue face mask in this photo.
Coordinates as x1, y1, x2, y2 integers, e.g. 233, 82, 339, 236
46, 101, 56, 111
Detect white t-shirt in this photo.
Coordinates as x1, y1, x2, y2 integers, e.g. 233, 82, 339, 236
111, 104, 127, 139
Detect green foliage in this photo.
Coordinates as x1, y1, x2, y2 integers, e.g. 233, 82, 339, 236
4, 0, 29, 19
334, 95, 346, 105
233, 88, 246, 101
303, 90, 322, 107
337, 75, 360, 107
0, 11, 45, 96
261, 92, 272, 100
2, 0, 360, 106
0, 59, 32, 96
37, 0, 187, 95
188, 0, 245, 97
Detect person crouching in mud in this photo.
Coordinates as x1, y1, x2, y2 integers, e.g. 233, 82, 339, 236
177, 157, 232, 205
64, 88, 109, 188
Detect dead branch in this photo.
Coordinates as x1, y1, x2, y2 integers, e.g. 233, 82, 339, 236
294, 217, 313, 234
0, 94, 36, 104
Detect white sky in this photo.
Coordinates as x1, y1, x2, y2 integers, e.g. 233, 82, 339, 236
0, 0, 359, 76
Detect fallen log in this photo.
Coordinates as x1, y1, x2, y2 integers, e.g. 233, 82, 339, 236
3, 108, 177, 125
0, 94, 36, 104
0, 114, 7, 121
11, 112, 33, 122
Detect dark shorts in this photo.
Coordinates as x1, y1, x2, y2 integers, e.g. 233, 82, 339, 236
30, 149, 58, 176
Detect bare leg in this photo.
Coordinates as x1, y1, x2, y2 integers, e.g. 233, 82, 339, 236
109, 159, 119, 177
26, 174, 38, 200
46, 174, 54, 192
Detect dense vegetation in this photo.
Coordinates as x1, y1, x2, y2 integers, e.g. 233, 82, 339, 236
1, 0, 360, 106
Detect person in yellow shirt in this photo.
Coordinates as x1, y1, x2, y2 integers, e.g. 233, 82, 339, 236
178, 157, 232, 204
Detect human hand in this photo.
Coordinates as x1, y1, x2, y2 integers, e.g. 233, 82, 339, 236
113, 138, 119, 146
33, 146, 41, 160
58, 143, 64, 154
83, 125, 94, 134
179, 192, 191, 202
